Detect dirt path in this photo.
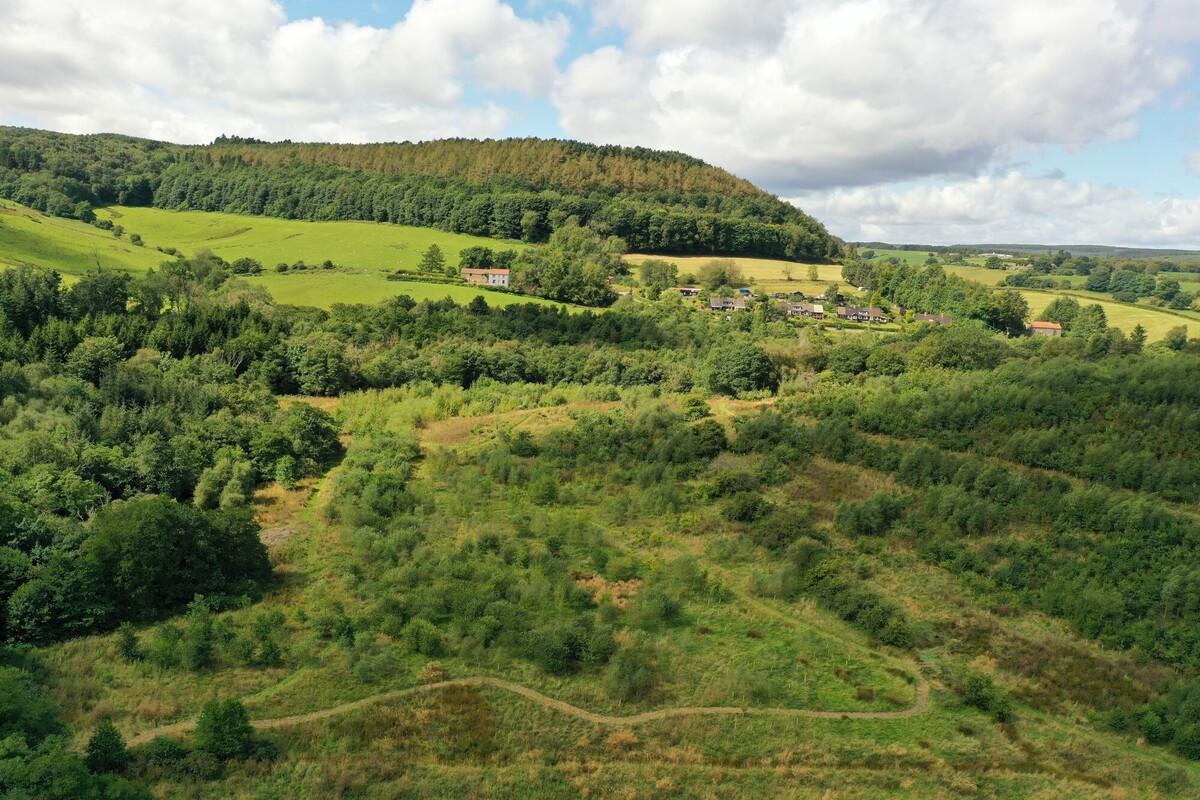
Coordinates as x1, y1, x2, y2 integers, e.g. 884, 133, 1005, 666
129, 674, 930, 746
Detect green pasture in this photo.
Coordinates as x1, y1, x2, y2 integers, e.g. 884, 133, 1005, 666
0, 199, 163, 274
98, 205, 527, 274
244, 270, 562, 310
1017, 288, 1194, 340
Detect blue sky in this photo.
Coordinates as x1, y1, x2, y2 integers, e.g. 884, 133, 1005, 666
3, 0, 1200, 247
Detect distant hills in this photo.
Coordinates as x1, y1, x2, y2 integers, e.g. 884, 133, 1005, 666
0, 127, 841, 262
857, 241, 1200, 260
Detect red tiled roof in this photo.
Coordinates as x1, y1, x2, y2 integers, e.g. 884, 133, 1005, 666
1030, 321, 1062, 329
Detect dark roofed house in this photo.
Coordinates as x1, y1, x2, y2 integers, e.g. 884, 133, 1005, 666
915, 313, 954, 326
674, 287, 700, 297
838, 306, 886, 323
787, 302, 824, 319
709, 297, 747, 312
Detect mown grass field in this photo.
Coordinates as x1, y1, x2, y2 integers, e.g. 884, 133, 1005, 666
0, 199, 163, 273
245, 270, 561, 310
1, 201, 560, 309
31, 385, 1200, 798
97, 205, 528, 274
626, 253, 854, 298
1018, 288, 1196, 339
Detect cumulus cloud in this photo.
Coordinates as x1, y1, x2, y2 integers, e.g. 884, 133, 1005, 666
793, 172, 1200, 248
593, 0, 795, 49
556, 0, 1196, 191
0, 0, 568, 143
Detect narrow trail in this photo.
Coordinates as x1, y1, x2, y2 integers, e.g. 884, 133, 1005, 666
128, 675, 930, 747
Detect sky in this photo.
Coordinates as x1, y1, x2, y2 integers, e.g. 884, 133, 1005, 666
3, 1, 1200, 248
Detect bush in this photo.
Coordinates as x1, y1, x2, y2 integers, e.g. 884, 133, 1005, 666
141, 735, 188, 766
1174, 724, 1200, 760
607, 631, 663, 702
85, 720, 129, 773
524, 624, 584, 674
723, 492, 773, 523
402, 618, 446, 657
116, 622, 141, 662
959, 670, 1017, 724
194, 698, 253, 760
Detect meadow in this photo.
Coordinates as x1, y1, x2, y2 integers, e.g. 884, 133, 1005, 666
96, 206, 529, 275
0, 199, 163, 274
1018, 288, 1198, 339
245, 270, 560, 310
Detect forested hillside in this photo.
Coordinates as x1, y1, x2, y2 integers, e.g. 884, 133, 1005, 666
0, 128, 840, 262
6, 253, 1200, 794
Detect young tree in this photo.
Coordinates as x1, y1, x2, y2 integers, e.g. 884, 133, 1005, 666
1129, 323, 1147, 353
697, 259, 745, 290
1165, 325, 1189, 351
417, 244, 446, 275
194, 697, 254, 759
705, 344, 779, 396
181, 597, 215, 671
637, 259, 678, 300
781, 265, 794, 281
115, 622, 142, 662
85, 720, 130, 773
807, 264, 819, 282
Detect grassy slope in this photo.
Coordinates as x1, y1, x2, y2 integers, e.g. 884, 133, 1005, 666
0, 199, 163, 273
34, 388, 1200, 798
98, 206, 529, 274
0, 201, 559, 309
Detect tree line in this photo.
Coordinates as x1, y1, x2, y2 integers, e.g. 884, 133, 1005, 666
0, 126, 842, 262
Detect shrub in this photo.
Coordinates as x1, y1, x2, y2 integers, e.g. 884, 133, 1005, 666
194, 698, 253, 760
141, 735, 188, 766
607, 631, 663, 702
116, 622, 142, 662
723, 492, 773, 523
402, 618, 446, 657
85, 720, 129, 773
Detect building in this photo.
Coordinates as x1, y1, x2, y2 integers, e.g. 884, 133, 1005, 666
914, 313, 954, 326
461, 268, 510, 287
674, 287, 700, 297
1029, 321, 1063, 337
837, 306, 886, 323
787, 302, 824, 319
709, 297, 747, 312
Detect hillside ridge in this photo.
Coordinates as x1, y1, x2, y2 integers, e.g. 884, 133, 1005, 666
0, 126, 840, 261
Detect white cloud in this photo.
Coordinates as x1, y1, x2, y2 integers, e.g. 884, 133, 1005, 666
555, 0, 1197, 191
593, 0, 794, 49
1187, 152, 1200, 178
0, 0, 569, 143
794, 172, 1200, 248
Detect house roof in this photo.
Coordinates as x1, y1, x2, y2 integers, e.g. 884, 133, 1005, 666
490, 269, 510, 275
1030, 321, 1062, 329
461, 268, 490, 275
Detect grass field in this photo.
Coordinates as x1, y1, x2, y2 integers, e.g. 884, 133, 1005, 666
1, 201, 559, 309
97, 206, 528, 275
1018, 288, 1196, 340
626, 253, 855, 298
0, 199, 164, 273
245, 270, 562, 310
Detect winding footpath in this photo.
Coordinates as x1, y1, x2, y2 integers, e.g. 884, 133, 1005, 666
128, 673, 930, 746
